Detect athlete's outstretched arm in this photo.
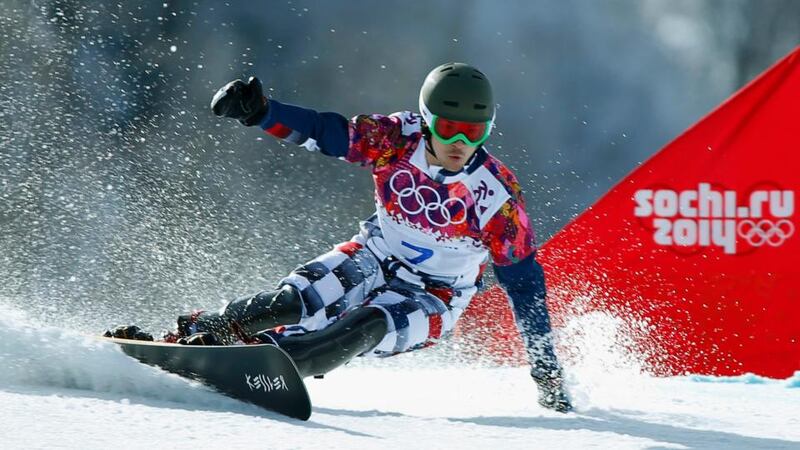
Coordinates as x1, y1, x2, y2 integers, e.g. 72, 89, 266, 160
263, 103, 420, 169
210, 76, 414, 166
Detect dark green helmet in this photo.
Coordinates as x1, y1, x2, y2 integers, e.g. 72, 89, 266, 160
419, 62, 495, 125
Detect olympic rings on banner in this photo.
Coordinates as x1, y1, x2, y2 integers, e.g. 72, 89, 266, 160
736, 219, 794, 247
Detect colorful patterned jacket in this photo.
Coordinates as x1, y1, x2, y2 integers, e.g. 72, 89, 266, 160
259, 99, 554, 342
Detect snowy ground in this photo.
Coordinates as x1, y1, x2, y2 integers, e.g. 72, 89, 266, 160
1, 308, 798, 450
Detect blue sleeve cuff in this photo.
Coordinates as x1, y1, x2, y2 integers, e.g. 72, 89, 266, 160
259, 99, 350, 158
494, 253, 552, 336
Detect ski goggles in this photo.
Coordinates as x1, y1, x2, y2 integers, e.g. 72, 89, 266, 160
429, 114, 492, 146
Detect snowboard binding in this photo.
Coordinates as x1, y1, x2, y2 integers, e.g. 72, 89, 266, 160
174, 285, 304, 345
103, 325, 154, 341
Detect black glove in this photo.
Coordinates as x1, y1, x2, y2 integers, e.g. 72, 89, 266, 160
210, 76, 268, 126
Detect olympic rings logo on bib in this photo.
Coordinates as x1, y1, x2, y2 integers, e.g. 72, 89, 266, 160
389, 170, 467, 227
737, 219, 794, 247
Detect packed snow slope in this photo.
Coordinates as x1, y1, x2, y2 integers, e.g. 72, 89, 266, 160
1, 307, 798, 450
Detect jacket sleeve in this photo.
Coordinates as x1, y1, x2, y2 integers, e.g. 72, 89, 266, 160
480, 165, 536, 266
482, 175, 552, 341
483, 167, 560, 367
259, 100, 418, 167
494, 254, 553, 338
259, 99, 351, 157
494, 254, 560, 371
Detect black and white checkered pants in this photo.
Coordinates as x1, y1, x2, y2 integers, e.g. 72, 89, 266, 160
276, 240, 475, 356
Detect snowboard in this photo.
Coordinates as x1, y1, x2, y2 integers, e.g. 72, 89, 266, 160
104, 337, 312, 420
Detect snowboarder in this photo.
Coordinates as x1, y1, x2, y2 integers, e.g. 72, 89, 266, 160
108, 62, 572, 413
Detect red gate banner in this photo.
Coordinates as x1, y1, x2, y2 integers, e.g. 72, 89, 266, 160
459, 46, 800, 378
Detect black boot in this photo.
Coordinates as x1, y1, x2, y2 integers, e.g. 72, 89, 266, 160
254, 307, 388, 378
177, 285, 304, 344
531, 363, 573, 413
104, 325, 154, 341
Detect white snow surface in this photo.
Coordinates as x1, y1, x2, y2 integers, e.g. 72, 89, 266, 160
1, 307, 798, 450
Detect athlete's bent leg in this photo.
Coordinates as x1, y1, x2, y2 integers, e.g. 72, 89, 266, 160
175, 240, 383, 344
250, 280, 456, 379
255, 307, 388, 378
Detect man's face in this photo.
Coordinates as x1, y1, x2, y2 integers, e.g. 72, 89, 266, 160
428, 137, 479, 172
